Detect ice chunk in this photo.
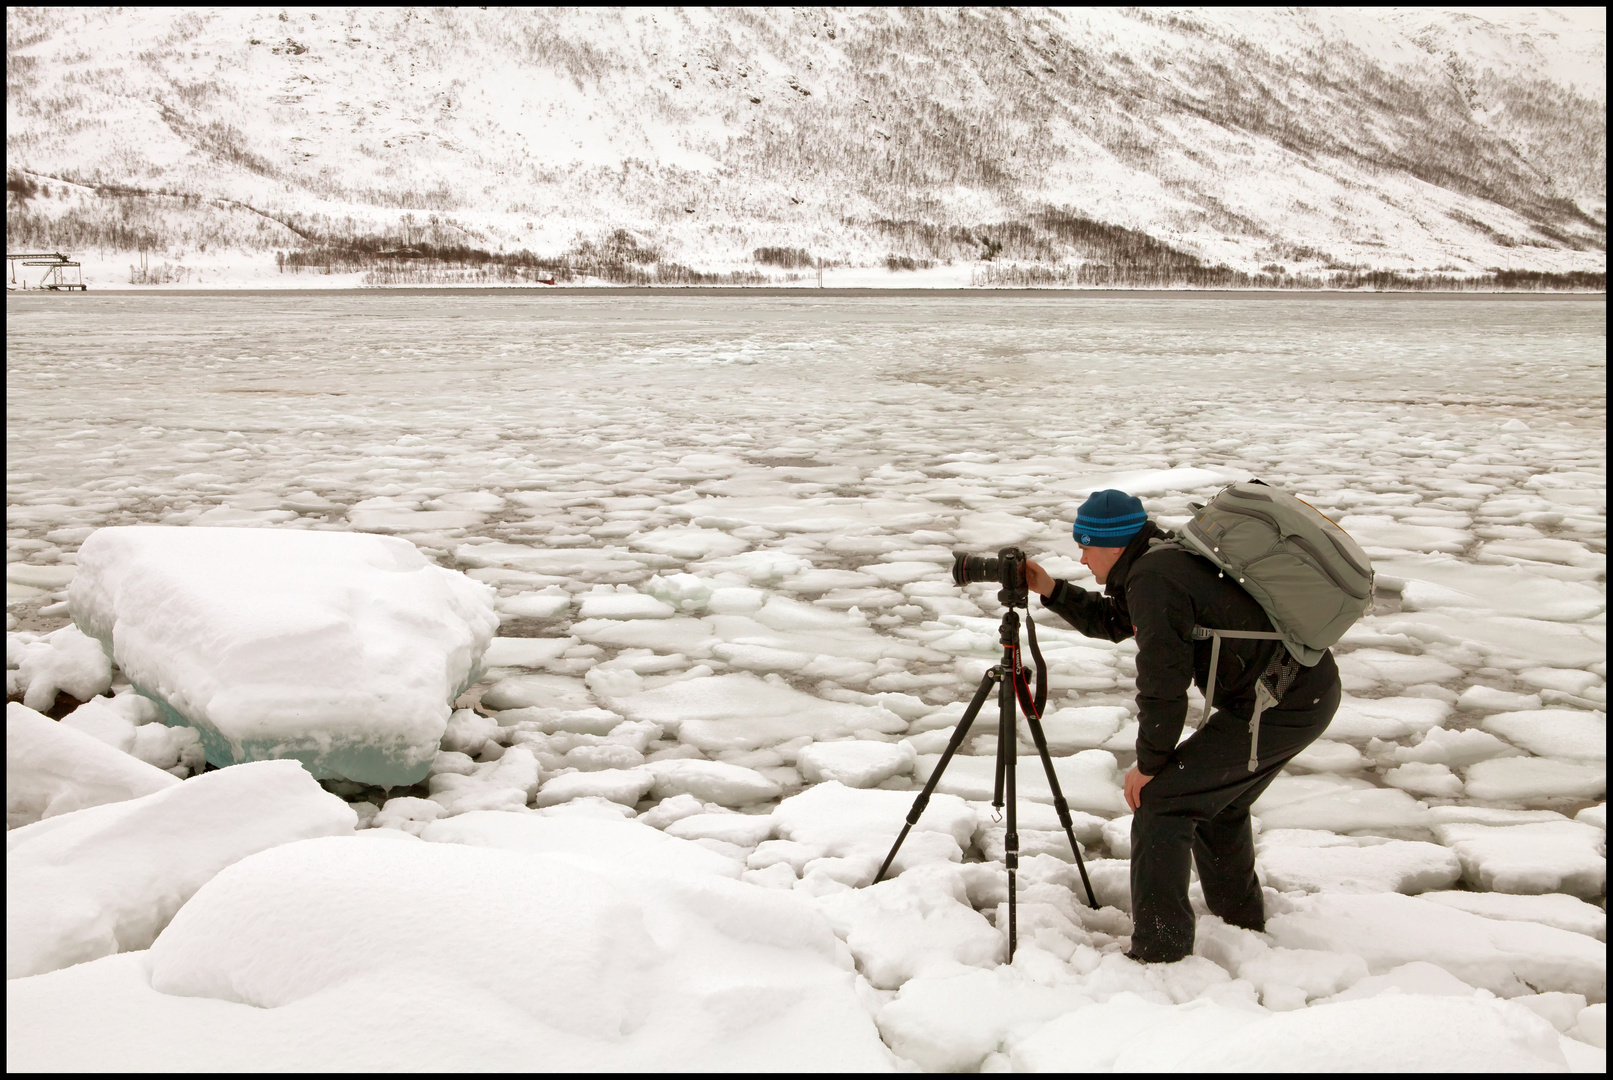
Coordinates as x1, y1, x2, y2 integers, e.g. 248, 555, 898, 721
707, 586, 766, 614
1576, 1003, 1606, 1049
533, 768, 654, 808
1432, 820, 1606, 898
1383, 761, 1465, 798
1267, 892, 1605, 1000
14, 625, 112, 712
69, 527, 497, 787
7, 702, 179, 828
875, 964, 1093, 1072
814, 865, 1004, 989
1195, 995, 1569, 1071
799, 740, 916, 788
439, 708, 500, 756
610, 672, 903, 753
1462, 757, 1606, 803
631, 526, 749, 561
644, 758, 783, 806
371, 796, 446, 836
480, 673, 595, 711
7, 760, 354, 979
59, 695, 140, 752
1251, 776, 1428, 835
1578, 803, 1606, 830
428, 744, 541, 816
495, 590, 571, 619
1037, 705, 1127, 752
1480, 710, 1606, 763
666, 813, 775, 847
1459, 685, 1543, 712
1321, 960, 1485, 1002
1420, 891, 1606, 942
1196, 917, 1369, 1008
913, 749, 1127, 814
1391, 725, 1521, 768
1003, 991, 1265, 1072
1338, 515, 1470, 555
59, 693, 206, 776
1324, 695, 1450, 740
773, 781, 976, 861
129, 721, 207, 777
1287, 740, 1368, 773
481, 636, 578, 668
576, 586, 676, 620
1255, 830, 1461, 894
1103, 814, 1133, 858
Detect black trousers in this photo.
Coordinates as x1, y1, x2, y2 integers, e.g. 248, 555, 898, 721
1127, 653, 1341, 963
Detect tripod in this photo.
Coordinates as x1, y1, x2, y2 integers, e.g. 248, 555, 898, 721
874, 602, 1098, 960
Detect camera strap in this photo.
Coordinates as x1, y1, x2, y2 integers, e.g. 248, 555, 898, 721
1015, 611, 1050, 720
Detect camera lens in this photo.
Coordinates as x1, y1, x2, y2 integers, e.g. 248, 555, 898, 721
951, 552, 999, 587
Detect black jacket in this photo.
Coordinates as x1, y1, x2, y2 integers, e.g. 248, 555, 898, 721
1040, 520, 1336, 775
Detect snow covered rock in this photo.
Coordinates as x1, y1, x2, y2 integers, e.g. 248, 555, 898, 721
799, 739, 916, 788
1255, 830, 1462, 895
1267, 892, 1606, 1001
6, 702, 179, 828
6, 760, 355, 979
1432, 820, 1606, 897
12, 625, 112, 712
68, 526, 497, 787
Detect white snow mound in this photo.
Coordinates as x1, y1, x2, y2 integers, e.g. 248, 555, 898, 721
6, 702, 179, 829
6, 760, 355, 979
69, 526, 498, 786
136, 830, 891, 1070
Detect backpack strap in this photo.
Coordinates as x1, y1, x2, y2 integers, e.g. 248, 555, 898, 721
1191, 626, 1292, 772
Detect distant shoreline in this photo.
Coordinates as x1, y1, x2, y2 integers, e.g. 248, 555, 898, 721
8, 287, 1606, 300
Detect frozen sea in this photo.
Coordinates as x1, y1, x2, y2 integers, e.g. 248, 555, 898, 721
5, 291, 1607, 1071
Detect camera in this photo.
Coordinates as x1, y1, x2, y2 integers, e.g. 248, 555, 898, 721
951, 546, 1029, 609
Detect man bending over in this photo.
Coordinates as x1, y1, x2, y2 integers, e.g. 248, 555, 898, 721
1024, 489, 1341, 963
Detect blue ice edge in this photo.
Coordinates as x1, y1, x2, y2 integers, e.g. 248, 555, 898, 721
84, 625, 480, 788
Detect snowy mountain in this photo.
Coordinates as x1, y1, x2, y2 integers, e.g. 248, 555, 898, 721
4, 7, 1606, 286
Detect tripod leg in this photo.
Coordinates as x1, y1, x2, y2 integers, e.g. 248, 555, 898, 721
1022, 712, 1099, 909
873, 668, 1000, 884
1000, 644, 1020, 961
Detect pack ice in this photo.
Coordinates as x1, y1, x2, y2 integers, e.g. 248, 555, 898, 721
68, 527, 497, 786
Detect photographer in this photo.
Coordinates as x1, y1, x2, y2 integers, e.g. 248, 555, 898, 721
1023, 489, 1341, 964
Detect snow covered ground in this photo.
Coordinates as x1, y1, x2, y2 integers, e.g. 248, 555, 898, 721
6, 291, 1606, 1070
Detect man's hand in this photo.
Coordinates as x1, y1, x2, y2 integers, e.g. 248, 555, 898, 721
1024, 559, 1055, 598
1123, 766, 1154, 812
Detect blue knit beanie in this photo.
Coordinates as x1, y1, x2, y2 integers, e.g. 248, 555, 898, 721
1073, 489, 1147, 547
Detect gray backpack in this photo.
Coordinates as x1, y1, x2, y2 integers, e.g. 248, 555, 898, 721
1165, 479, 1375, 771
